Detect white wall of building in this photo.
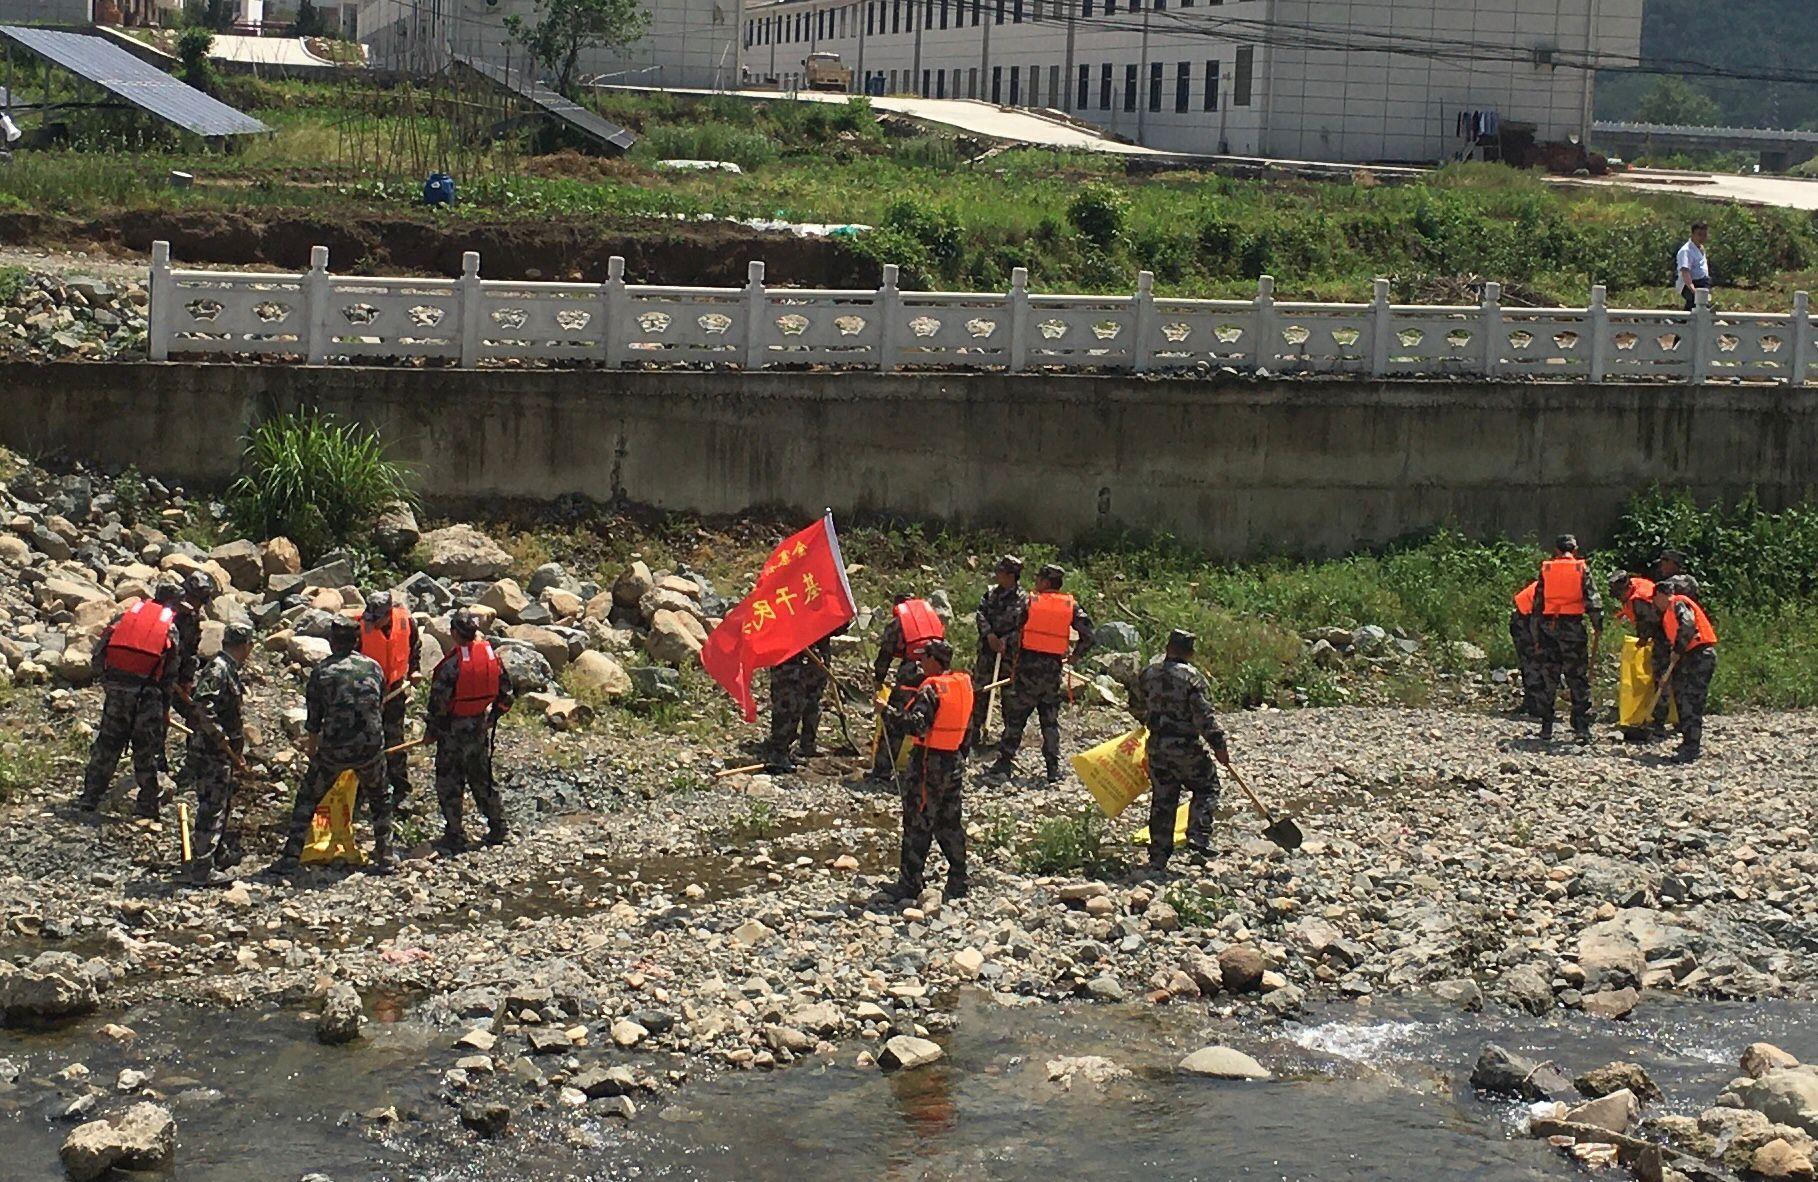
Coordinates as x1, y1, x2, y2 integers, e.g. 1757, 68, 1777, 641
358, 0, 741, 89
741, 0, 1642, 163
2, 0, 95, 23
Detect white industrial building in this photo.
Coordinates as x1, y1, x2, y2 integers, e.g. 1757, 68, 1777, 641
356, 0, 741, 88
740, 0, 1644, 163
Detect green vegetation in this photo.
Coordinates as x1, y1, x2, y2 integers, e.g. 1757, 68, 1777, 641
1019, 808, 1126, 876
505, 0, 650, 98
175, 28, 218, 97
1162, 881, 1231, 927
226, 410, 414, 563
1597, 1, 1818, 133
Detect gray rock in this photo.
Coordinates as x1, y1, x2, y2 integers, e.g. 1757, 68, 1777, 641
630, 666, 682, 702
460, 1101, 511, 1139
1094, 621, 1142, 653
527, 562, 580, 598
613, 561, 654, 608
59, 1102, 174, 1181
268, 558, 356, 599
572, 1064, 638, 1099
316, 982, 365, 1045
496, 643, 554, 695
1729, 1066, 1818, 1138
372, 502, 420, 558
1083, 974, 1125, 1002
396, 571, 454, 612
1470, 1043, 1573, 1102
1350, 624, 1389, 655
1576, 1062, 1662, 1103
208, 539, 265, 591
420, 525, 512, 582
1496, 964, 1556, 1016
879, 1035, 944, 1071
1179, 1046, 1270, 1080
1566, 1088, 1640, 1133
1429, 978, 1484, 1012
0, 953, 101, 1022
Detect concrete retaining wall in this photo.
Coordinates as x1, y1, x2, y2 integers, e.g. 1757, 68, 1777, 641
0, 362, 1811, 557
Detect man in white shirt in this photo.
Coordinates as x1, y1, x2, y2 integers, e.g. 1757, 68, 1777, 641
1676, 221, 1710, 311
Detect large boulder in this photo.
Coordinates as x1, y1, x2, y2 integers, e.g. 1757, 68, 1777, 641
479, 579, 530, 625
209, 540, 265, 591
527, 562, 580, 598
567, 650, 632, 699
645, 610, 706, 666
1470, 1043, 1573, 1102
879, 1035, 943, 1071
1095, 621, 1142, 653
1576, 924, 1647, 991
613, 561, 655, 609
0, 952, 102, 1023
267, 559, 356, 600
261, 537, 302, 578
502, 625, 570, 673
639, 587, 703, 624
316, 982, 365, 1045
59, 1102, 176, 1181
496, 642, 554, 694
1217, 946, 1266, 994
1730, 1067, 1818, 1138
1179, 1046, 1270, 1080
419, 525, 511, 582
40, 576, 109, 612
373, 502, 420, 559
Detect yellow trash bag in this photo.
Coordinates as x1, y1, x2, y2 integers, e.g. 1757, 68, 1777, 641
1618, 636, 1678, 731
1133, 803, 1191, 846
300, 769, 367, 867
1070, 727, 1150, 818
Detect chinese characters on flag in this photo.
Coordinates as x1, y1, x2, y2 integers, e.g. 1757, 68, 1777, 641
699, 512, 857, 722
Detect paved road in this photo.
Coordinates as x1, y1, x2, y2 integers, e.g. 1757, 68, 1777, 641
1578, 168, 1818, 212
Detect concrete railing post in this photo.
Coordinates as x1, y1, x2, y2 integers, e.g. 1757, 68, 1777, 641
1253, 275, 1276, 374
1481, 282, 1502, 379
1131, 270, 1155, 373
1690, 287, 1713, 384
457, 250, 481, 369
305, 245, 331, 366
1587, 285, 1609, 383
1007, 267, 1030, 373
1792, 291, 1812, 388
602, 255, 627, 367
1369, 277, 1392, 377
877, 264, 900, 372
148, 240, 172, 362
743, 260, 767, 369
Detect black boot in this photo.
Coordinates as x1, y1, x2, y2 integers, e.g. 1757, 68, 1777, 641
1539, 718, 1554, 742
1045, 761, 1062, 785
436, 828, 473, 855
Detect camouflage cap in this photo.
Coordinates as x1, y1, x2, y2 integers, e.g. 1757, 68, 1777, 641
223, 623, 256, 648
362, 590, 393, 621
995, 554, 1024, 577
1167, 628, 1197, 652
183, 570, 218, 603
1555, 533, 1579, 553
327, 615, 361, 644
1036, 563, 1065, 586
922, 638, 954, 667
152, 577, 184, 604
450, 609, 480, 639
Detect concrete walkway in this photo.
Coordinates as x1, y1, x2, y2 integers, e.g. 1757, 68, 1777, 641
1579, 168, 1818, 212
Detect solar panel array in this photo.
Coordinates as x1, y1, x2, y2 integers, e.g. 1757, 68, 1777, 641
0, 25, 268, 138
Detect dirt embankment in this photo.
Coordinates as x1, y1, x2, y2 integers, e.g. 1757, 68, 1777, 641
0, 210, 876, 287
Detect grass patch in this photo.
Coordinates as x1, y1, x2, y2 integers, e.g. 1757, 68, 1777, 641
1162, 881, 1231, 927
1018, 808, 1126, 877
226, 410, 413, 564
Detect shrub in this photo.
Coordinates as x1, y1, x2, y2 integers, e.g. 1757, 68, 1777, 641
176, 28, 218, 95
1067, 182, 1128, 249
631, 123, 778, 169
226, 410, 414, 562
1018, 808, 1125, 877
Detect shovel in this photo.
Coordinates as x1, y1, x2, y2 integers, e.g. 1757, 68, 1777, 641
1639, 653, 1681, 726
1226, 763, 1303, 851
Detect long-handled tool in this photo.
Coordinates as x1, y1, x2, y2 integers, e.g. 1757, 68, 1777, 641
1226, 763, 1303, 851
1639, 652, 1682, 726
177, 801, 193, 863
384, 736, 433, 757
985, 651, 1004, 740
804, 647, 860, 756
714, 762, 768, 779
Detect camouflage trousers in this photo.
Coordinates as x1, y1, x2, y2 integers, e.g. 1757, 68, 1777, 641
80, 682, 167, 814
1509, 611, 1543, 715
998, 657, 1063, 772
435, 719, 504, 841
1639, 625, 1673, 729
381, 692, 413, 807
280, 745, 391, 860
1146, 735, 1220, 868
1671, 645, 1717, 751
767, 671, 825, 758
188, 749, 239, 867
1535, 617, 1594, 734
872, 662, 920, 778
900, 747, 966, 893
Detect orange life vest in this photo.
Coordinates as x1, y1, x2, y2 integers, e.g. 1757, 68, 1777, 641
914, 671, 974, 752
1662, 594, 1718, 651
361, 606, 412, 688
450, 639, 502, 717
1619, 577, 1657, 625
1512, 582, 1538, 614
104, 600, 175, 679
892, 598, 944, 659
1539, 557, 1588, 616
1021, 592, 1075, 656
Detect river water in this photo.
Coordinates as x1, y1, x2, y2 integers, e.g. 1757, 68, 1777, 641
5, 988, 1815, 1181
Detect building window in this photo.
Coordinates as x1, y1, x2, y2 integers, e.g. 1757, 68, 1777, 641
867, 2, 874, 33
972, 0, 982, 22
1100, 62, 1112, 110
940, 0, 949, 26
1083, 0, 1093, 13
1106, 0, 1116, 12
937, 68, 946, 97
1029, 64, 1039, 106
1123, 63, 1137, 111
925, 0, 934, 28
1009, 65, 1021, 104
1234, 45, 1253, 106
892, 0, 900, 33
996, 0, 1005, 24
1077, 64, 1090, 110
968, 66, 978, 97
1203, 59, 1219, 110
1148, 61, 1162, 111
1175, 61, 1189, 112
1013, 0, 1024, 21
992, 65, 1003, 102
922, 68, 931, 95
1049, 65, 1060, 106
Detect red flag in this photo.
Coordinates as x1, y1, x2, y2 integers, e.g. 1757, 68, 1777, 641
700, 512, 857, 722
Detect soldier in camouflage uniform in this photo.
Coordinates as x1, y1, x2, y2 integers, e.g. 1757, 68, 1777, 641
170, 570, 217, 786
1611, 572, 1672, 739
426, 610, 514, 852
1508, 581, 1542, 717
1526, 534, 1603, 745
966, 555, 1028, 749
989, 564, 1093, 784
183, 623, 255, 886
882, 639, 970, 902
870, 593, 931, 781
764, 635, 831, 773
271, 616, 395, 874
1653, 576, 1718, 762
77, 580, 183, 817
361, 591, 422, 814
1128, 629, 1229, 874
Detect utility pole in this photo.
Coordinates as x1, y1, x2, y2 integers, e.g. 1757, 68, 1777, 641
1135, 0, 1149, 143
1579, 0, 1600, 150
